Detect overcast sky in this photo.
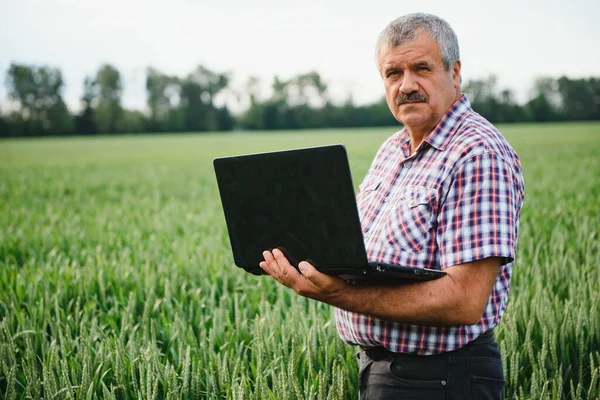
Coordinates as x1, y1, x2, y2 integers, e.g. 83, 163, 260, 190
1, 0, 598, 112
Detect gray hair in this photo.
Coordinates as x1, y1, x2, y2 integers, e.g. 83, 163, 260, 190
376, 13, 460, 71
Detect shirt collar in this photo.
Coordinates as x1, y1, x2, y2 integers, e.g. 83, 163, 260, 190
391, 94, 472, 155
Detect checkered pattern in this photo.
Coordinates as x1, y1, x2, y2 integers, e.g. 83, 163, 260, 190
335, 95, 525, 355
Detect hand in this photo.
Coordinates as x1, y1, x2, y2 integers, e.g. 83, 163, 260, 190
259, 249, 348, 302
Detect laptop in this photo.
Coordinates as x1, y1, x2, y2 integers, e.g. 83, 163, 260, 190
213, 144, 446, 283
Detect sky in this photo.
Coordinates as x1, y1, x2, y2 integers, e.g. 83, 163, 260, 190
1, 0, 599, 113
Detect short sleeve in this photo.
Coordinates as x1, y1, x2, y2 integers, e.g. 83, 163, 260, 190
437, 152, 522, 269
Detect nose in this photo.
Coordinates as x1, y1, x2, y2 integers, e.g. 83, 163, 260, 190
400, 71, 418, 94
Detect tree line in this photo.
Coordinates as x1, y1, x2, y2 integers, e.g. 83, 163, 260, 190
0, 62, 599, 137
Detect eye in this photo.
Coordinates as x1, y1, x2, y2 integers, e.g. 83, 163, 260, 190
386, 70, 401, 79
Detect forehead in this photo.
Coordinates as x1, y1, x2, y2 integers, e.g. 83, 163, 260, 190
378, 31, 442, 68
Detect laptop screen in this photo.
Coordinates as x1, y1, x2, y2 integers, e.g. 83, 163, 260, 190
214, 145, 368, 275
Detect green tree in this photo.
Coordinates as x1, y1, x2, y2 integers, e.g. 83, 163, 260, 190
464, 75, 530, 123
92, 64, 123, 133
178, 65, 232, 131
557, 76, 600, 120
241, 72, 330, 130
525, 77, 561, 122
464, 75, 501, 120
526, 94, 556, 122
74, 77, 97, 134
118, 109, 147, 133
261, 76, 289, 130
0, 107, 8, 137
5, 63, 73, 136
145, 67, 182, 132
239, 71, 398, 130
239, 76, 265, 130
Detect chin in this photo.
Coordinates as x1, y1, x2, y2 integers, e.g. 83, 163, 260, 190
397, 112, 430, 128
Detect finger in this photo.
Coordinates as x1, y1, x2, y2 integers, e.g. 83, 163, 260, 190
259, 261, 268, 272
298, 261, 321, 281
260, 250, 298, 286
298, 261, 345, 292
272, 248, 302, 281
272, 249, 295, 274
261, 251, 279, 276
264, 250, 285, 275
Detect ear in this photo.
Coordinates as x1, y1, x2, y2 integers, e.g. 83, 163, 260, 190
452, 60, 462, 88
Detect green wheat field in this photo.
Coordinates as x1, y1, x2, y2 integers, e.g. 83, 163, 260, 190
1, 122, 599, 399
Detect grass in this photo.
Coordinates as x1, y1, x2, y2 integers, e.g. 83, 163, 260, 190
0, 121, 599, 399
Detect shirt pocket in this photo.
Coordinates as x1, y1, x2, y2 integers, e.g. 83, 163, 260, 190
385, 185, 437, 253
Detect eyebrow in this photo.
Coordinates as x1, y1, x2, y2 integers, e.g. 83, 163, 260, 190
412, 61, 433, 69
382, 59, 434, 76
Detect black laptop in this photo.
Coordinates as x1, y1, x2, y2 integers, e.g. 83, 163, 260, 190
213, 144, 446, 283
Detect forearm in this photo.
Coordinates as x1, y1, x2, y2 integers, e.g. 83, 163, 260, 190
260, 249, 500, 327
329, 275, 479, 326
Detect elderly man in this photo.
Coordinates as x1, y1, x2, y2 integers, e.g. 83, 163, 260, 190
260, 13, 524, 399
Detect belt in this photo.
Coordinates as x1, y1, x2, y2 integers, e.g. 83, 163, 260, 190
362, 329, 496, 361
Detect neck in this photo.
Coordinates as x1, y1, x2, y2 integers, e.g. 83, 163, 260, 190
405, 93, 462, 154
406, 124, 434, 154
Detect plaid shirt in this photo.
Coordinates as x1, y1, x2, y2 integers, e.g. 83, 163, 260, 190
335, 95, 525, 355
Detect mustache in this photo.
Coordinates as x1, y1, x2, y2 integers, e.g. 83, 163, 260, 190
396, 91, 428, 105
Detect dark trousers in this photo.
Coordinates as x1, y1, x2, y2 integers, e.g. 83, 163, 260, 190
357, 330, 505, 400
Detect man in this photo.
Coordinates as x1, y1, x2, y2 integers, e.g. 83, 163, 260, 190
260, 13, 524, 399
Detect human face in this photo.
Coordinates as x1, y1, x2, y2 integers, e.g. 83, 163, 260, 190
378, 31, 461, 135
